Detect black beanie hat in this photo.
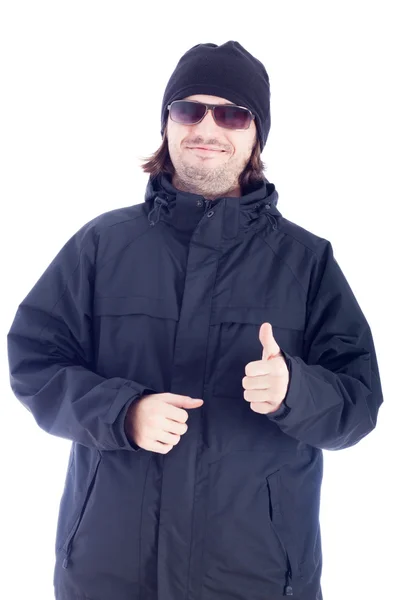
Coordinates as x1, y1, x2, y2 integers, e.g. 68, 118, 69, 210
160, 41, 271, 152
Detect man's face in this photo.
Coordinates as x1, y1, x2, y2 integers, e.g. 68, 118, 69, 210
166, 94, 258, 200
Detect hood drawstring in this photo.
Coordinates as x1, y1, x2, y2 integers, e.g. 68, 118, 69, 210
248, 201, 278, 230
148, 195, 169, 226
264, 201, 278, 230
148, 196, 278, 230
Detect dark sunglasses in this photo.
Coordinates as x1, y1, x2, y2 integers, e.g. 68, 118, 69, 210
167, 100, 255, 130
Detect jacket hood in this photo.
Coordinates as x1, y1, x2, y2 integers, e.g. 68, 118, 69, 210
144, 172, 282, 236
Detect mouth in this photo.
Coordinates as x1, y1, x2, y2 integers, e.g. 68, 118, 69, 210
188, 147, 225, 154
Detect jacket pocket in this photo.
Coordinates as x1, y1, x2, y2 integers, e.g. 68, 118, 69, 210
265, 469, 299, 583
210, 305, 304, 331
210, 305, 304, 398
60, 450, 102, 568
93, 295, 179, 320
92, 295, 179, 381
200, 453, 297, 598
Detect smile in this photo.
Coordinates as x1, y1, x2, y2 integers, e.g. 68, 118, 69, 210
188, 147, 224, 155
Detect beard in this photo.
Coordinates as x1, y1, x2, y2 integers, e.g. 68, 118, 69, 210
172, 155, 243, 200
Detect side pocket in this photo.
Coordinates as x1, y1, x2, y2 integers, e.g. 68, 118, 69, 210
266, 470, 299, 582
61, 451, 102, 569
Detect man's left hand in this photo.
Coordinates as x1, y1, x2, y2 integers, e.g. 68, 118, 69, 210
242, 322, 290, 415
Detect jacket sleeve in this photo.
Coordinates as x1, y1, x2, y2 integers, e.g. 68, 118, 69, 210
7, 221, 155, 452
267, 241, 384, 451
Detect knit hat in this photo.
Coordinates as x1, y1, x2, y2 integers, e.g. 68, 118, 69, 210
160, 41, 271, 152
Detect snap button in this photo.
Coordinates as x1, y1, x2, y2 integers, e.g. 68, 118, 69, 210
207, 211, 214, 217
196, 199, 203, 207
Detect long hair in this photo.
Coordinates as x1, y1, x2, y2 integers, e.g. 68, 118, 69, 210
139, 128, 267, 191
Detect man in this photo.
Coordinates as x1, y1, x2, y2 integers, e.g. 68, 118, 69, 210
7, 41, 383, 600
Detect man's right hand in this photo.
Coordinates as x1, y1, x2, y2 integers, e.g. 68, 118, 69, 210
124, 393, 204, 454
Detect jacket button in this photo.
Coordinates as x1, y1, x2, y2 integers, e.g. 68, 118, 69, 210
196, 199, 203, 207
207, 211, 214, 217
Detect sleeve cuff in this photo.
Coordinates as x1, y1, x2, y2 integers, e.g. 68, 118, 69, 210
107, 383, 156, 452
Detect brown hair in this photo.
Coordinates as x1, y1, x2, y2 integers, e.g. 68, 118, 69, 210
139, 127, 267, 191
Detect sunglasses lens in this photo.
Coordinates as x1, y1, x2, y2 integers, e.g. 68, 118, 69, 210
214, 105, 252, 129
169, 101, 206, 125
169, 101, 252, 130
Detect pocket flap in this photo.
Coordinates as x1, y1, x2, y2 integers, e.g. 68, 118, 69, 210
94, 296, 179, 320
210, 305, 304, 331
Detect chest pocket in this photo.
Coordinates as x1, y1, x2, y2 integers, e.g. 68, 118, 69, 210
94, 295, 180, 320
92, 295, 179, 383
209, 305, 305, 398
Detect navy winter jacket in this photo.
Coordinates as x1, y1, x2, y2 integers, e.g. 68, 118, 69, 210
7, 173, 384, 600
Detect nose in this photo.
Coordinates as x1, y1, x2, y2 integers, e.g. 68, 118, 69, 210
191, 108, 220, 135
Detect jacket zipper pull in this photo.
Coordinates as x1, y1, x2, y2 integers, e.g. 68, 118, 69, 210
62, 546, 72, 569
284, 564, 293, 595
284, 583, 294, 596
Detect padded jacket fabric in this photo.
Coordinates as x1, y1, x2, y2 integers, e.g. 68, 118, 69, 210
7, 172, 384, 600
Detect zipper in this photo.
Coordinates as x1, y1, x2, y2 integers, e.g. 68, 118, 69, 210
62, 513, 81, 569
269, 514, 294, 596
62, 453, 102, 569
266, 473, 295, 596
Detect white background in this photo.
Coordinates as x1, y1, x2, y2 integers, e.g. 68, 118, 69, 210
1, 2, 398, 599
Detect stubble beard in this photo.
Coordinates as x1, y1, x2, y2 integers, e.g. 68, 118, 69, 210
174, 157, 240, 200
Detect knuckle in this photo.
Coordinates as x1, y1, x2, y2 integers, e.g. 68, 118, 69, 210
149, 406, 159, 419
148, 416, 157, 429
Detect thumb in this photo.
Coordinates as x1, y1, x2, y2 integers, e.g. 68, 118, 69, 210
165, 394, 204, 409
260, 322, 280, 362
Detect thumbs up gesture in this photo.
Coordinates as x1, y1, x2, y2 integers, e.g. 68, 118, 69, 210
242, 323, 290, 415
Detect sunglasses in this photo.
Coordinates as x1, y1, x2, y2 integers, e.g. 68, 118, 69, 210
167, 100, 255, 130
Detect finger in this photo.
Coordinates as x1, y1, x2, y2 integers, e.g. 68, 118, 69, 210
156, 429, 181, 446
164, 394, 203, 408
246, 356, 282, 377
243, 375, 272, 390
250, 402, 275, 415
164, 419, 188, 436
260, 322, 281, 362
244, 389, 275, 403
150, 441, 174, 454
165, 404, 189, 424
245, 361, 271, 377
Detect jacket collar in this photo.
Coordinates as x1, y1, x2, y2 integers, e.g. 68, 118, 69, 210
144, 173, 282, 239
